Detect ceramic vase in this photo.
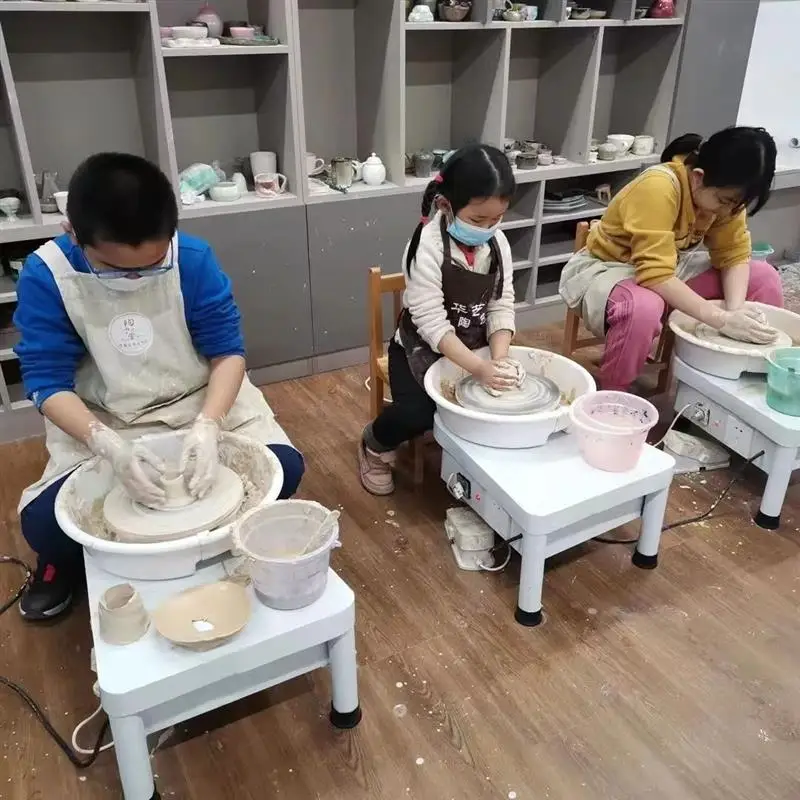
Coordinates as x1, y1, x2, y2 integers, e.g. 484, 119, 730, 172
193, 3, 223, 37
98, 584, 150, 645
648, 0, 675, 17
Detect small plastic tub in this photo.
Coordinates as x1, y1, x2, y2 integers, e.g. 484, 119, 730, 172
752, 241, 775, 262
766, 347, 800, 416
569, 391, 658, 472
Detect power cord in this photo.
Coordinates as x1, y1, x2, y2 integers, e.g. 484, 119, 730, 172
1, 555, 111, 768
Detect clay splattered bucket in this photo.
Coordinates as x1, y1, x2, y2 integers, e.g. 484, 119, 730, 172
233, 500, 340, 610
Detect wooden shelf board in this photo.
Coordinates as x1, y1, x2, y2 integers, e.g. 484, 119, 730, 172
626, 17, 684, 26
559, 18, 628, 27
500, 218, 537, 231
488, 21, 559, 29
513, 153, 658, 184
535, 294, 564, 308
306, 180, 404, 204
162, 44, 290, 58
537, 252, 572, 267
179, 192, 302, 219
514, 300, 534, 312
512, 259, 534, 272
0, 1, 149, 10
541, 199, 606, 225
405, 22, 487, 31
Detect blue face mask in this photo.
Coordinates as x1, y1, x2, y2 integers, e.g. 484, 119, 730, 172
447, 215, 499, 247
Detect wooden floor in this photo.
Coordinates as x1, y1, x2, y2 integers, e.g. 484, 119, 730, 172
2, 326, 800, 799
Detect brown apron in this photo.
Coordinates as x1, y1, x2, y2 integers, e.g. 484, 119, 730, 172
397, 215, 503, 385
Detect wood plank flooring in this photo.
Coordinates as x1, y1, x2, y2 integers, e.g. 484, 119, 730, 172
1, 327, 800, 799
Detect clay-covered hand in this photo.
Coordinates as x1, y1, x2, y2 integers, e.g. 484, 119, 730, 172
179, 414, 221, 500
471, 359, 519, 394
717, 308, 781, 345
87, 423, 166, 507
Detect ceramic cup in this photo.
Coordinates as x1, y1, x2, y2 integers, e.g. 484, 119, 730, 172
523, 4, 538, 19
506, 149, 520, 167
250, 151, 278, 177
306, 153, 325, 175
632, 134, 655, 156
538, 151, 553, 166
254, 172, 287, 197
98, 583, 149, 646
54, 191, 68, 215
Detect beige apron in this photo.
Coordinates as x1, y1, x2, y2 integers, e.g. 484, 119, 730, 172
559, 165, 711, 338
19, 237, 287, 511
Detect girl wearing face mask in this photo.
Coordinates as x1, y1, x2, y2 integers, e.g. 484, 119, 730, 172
359, 143, 516, 496
560, 126, 783, 392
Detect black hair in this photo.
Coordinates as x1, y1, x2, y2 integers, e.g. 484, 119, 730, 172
661, 126, 776, 215
67, 152, 178, 247
406, 143, 516, 271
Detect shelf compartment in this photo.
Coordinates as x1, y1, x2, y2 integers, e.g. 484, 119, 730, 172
0, 327, 19, 360
593, 25, 682, 151
541, 197, 606, 224
538, 222, 578, 264
505, 26, 598, 163
0, 358, 28, 412
512, 266, 533, 304
165, 50, 298, 199
535, 261, 565, 302
0, 274, 16, 303
404, 28, 506, 158
179, 190, 301, 219
298, 0, 402, 186
505, 180, 540, 225
505, 225, 536, 269
4, 12, 162, 187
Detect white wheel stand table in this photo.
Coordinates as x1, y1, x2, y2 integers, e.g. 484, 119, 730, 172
673, 356, 800, 530
84, 555, 361, 800
434, 417, 676, 626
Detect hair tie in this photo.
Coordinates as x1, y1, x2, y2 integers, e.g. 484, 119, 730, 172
434, 174, 444, 184
420, 215, 429, 224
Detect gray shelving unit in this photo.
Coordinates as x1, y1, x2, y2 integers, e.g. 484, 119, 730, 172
0, 0, 687, 437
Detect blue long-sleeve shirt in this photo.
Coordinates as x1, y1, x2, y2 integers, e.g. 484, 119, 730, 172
13, 232, 246, 409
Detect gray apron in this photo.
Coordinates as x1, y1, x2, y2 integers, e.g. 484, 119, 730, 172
397, 215, 503, 385
19, 237, 286, 512
559, 165, 711, 338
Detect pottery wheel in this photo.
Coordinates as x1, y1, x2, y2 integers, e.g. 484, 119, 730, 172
694, 322, 792, 353
103, 466, 244, 544
455, 374, 561, 416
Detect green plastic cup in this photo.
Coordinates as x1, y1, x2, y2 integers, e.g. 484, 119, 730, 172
766, 347, 800, 416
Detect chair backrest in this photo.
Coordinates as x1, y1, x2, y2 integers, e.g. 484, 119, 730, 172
368, 267, 405, 363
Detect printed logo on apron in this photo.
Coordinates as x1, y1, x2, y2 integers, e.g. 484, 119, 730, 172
108, 313, 154, 356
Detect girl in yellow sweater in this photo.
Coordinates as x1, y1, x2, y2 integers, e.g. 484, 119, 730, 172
560, 127, 782, 391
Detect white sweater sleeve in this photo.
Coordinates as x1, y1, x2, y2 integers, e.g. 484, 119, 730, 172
486, 231, 516, 337
404, 233, 453, 353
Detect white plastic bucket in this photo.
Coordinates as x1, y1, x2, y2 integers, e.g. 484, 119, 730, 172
233, 500, 340, 610
569, 391, 658, 472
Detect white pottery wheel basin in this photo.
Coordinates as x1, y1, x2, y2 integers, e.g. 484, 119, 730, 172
423, 345, 596, 449
55, 431, 284, 581
669, 301, 800, 379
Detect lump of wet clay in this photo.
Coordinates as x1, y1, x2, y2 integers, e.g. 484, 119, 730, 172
482, 358, 527, 397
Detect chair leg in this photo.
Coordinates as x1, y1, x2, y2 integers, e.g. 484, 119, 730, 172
562, 310, 581, 357
412, 438, 424, 485
370, 375, 384, 420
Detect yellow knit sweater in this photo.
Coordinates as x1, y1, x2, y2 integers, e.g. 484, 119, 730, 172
586, 158, 752, 287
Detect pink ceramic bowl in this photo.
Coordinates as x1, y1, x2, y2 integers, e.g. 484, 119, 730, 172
229, 26, 255, 39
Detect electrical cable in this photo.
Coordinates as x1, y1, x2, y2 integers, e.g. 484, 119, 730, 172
1, 556, 111, 769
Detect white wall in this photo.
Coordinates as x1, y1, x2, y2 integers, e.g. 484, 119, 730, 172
737, 0, 800, 168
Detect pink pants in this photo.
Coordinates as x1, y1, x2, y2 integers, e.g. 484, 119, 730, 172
601, 260, 784, 391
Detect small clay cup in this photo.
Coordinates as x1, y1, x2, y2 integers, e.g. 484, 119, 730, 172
98, 584, 149, 646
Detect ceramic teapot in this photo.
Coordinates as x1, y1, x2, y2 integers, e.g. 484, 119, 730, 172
361, 153, 386, 186
413, 150, 435, 178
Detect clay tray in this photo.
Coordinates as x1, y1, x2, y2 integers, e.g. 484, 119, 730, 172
218, 35, 281, 45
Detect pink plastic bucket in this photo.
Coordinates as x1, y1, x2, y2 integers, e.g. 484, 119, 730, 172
569, 391, 658, 472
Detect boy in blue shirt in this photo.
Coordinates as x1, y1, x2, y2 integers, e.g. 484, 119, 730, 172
14, 152, 304, 621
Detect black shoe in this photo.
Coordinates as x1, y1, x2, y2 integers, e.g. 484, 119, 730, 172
18, 562, 75, 621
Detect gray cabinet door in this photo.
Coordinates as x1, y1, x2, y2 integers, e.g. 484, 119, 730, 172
182, 206, 313, 369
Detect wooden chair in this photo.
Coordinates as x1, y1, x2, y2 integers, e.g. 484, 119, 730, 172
562, 220, 674, 394
368, 266, 425, 484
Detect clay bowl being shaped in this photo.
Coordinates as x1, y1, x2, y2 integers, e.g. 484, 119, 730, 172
153, 581, 251, 651
438, 2, 471, 21
669, 300, 800, 379
54, 191, 68, 215
209, 181, 241, 202
570, 6, 591, 19
98, 583, 149, 645
172, 25, 208, 39
607, 134, 634, 154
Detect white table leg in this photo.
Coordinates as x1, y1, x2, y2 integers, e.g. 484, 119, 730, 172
328, 626, 362, 729
755, 445, 796, 530
109, 715, 157, 800
633, 486, 669, 569
515, 533, 546, 627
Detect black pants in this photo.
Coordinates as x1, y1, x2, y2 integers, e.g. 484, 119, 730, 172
369, 341, 435, 451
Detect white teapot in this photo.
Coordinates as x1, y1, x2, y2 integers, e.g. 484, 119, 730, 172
361, 153, 386, 186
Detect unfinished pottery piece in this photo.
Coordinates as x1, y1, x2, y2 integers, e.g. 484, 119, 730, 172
152, 581, 251, 650
693, 322, 791, 352
481, 357, 526, 397
456, 373, 560, 416
98, 583, 149, 645
103, 465, 244, 544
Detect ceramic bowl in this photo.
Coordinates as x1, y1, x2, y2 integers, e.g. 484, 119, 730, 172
589, 9, 607, 17
171, 25, 208, 39
54, 191, 68, 215
570, 6, 591, 19
632, 134, 655, 156
160, 26, 173, 37
553, 155, 567, 164
438, 2, 471, 21
229, 26, 255, 38
209, 182, 241, 202
607, 134, 634, 154
0, 197, 21, 214
597, 143, 618, 161
98, 583, 149, 645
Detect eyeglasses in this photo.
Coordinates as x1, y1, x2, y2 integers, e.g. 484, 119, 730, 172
81, 241, 174, 280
